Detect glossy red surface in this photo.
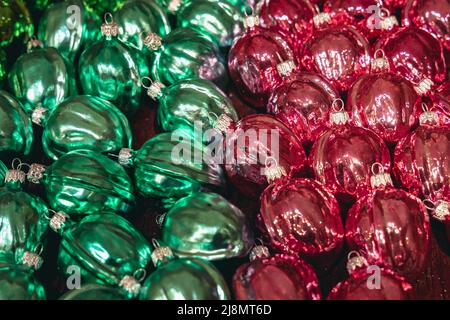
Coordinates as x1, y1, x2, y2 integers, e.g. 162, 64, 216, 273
346, 187, 430, 278
375, 27, 446, 90
310, 122, 391, 198
431, 80, 450, 125
260, 178, 344, 271
228, 25, 297, 109
301, 24, 371, 92
347, 72, 421, 144
233, 254, 321, 300
403, 0, 450, 51
327, 268, 414, 300
257, 0, 317, 47
267, 72, 340, 145
394, 123, 450, 202
224, 114, 307, 198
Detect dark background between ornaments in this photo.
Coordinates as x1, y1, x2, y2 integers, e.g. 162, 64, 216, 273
0, 1, 449, 300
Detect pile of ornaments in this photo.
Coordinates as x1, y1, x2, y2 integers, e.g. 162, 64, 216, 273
0, 0, 449, 300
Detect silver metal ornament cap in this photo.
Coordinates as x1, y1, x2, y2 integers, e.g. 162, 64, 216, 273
313, 12, 331, 28
370, 163, 393, 189
151, 245, 174, 267
119, 275, 141, 298
141, 77, 165, 100
244, 15, 260, 29
31, 107, 47, 126
101, 13, 119, 37
329, 99, 349, 125
276, 59, 296, 77
265, 157, 287, 183
118, 148, 134, 167
434, 201, 450, 221
49, 211, 69, 233
143, 33, 163, 51
4, 169, 26, 184
22, 251, 43, 270
249, 245, 270, 261
27, 163, 46, 184
346, 251, 368, 275
414, 78, 434, 96
371, 49, 389, 73
213, 113, 234, 134
419, 103, 439, 126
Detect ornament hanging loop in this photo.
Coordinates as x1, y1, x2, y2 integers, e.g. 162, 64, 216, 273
101, 12, 119, 37
264, 157, 287, 183
346, 250, 368, 275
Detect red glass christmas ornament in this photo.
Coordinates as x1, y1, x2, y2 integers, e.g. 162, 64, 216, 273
394, 106, 450, 204
301, 11, 370, 92
256, 0, 317, 47
346, 165, 430, 278
228, 15, 297, 109
327, 252, 414, 300
232, 245, 321, 300
374, 27, 446, 96
402, 0, 450, 51
310, 99, 391, 200
347, 49, 421, 145
431, 80, 450, 125
384, 0, 408, 9
260, 178, 344, 271
222, 114, 307, 198
267, 72, 340, 146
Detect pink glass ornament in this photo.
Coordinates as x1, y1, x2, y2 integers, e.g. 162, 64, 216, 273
267, 72, 340, 146
260, 178, 344, 270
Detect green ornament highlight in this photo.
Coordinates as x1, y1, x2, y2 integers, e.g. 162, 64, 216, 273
79, 13, 149, 115
162, 192, 252, 260
144, 78, 238, 141
0, 167, 48, 270
41, 95, 132, 160
157, 0, 247, 15
0, 0, 33, 47
8, 40, 76, 115
56, 213, 151, 298
32, 149, 135, 216
0, 160, 6, 186
38, 0, 101, 61
60, 283, 125, 300
140, 244, 230, 300
0, 90, 33, 155
0, 49, 6, 87
29, 0, 54, 11
114, 0, 170, 51
0, 262, 46, 300
82, 0, 125, 16
147, 28, 228, 89
177, 0, 244, 48
124, 132, 225, 208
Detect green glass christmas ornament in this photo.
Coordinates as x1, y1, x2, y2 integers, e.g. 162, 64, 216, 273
38, 0, 101, 61
0, 90, 33, 155
119, 132, 225, 208
79, 13, 149, 115
143, 78, 238, 142
157, 0, 248, 15
139, 242, 230, 300
0, 164, 48, 271
8, 39, 76, 115
0, 0, 33, 47
55, 212, 151, 298
145, 28, 228, 89
59, 283, 126, 300
0, 49, 6, 87
177, 0, 244, 48
40, 95, 132, 160
114, 0, 170, 51
162, 192, 252, 260
28, 149, 135, 216
0, 262, 46, 300
82, 0, 125, 16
